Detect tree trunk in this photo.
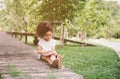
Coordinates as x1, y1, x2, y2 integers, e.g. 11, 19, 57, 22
60, 25, 64, 47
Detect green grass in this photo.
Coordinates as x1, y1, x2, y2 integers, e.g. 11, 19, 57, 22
56, 45, 120, 79
46, 73, 57, 79
7, 65, 22, 77
7, 64, 31, 78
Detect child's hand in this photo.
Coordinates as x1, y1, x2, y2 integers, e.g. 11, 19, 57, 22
46, 50, 55, 54
45, 51, 52, 54
51, 53, 57, 56
50, 50, 57, 55
47, 51, 52, 53
45, 50, 57, 55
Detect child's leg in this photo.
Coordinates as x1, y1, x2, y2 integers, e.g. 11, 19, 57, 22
42, 54, 62, 68
50, 54, 62, 68
41, 55, 56, 65
41, 55, 48, 61
41, 55, 53, 64
56, 55, 62, 69
46, 58, 53, 65
50, 55, 56, 61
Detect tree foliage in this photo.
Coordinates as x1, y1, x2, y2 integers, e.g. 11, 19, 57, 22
0, 0, 120, 38
0, 0, 41, 32
74, 0, 109, 36
38, 0, 84, 21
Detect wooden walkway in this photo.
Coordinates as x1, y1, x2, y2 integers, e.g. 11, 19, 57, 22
0, 32, 83, 79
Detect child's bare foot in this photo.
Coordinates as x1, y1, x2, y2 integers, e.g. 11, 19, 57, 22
50, 59, 58, 68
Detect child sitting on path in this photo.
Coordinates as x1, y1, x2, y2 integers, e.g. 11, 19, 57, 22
36, 21, 62, 68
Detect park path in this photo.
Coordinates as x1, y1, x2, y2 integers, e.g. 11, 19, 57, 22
0, 32, 83, 79
89, 39, 120, 57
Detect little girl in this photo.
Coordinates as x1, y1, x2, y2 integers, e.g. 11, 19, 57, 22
36, 21, 62, 68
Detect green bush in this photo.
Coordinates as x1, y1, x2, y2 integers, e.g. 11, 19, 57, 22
93, 32, 106, 39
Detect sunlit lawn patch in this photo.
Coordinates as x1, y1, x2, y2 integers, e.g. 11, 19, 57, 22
56, 45, 120, 79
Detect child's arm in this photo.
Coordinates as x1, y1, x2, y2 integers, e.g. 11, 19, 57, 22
51, 46, 57, 55
37, 46, 50, 54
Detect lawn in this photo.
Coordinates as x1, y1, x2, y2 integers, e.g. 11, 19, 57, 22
56, 45, 120, 79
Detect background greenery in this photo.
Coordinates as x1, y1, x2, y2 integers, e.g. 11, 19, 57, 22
0, 0, 120, 38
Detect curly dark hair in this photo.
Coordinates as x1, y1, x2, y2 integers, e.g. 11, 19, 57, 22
36, 21, 53, 38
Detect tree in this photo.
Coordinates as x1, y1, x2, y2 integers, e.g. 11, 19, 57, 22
104, 1, 120, 38
0, 0, 41, 32
74, 0, 111, 37
37, 0, 83, 21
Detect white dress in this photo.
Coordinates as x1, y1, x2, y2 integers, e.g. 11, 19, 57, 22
38, 39, 56, 59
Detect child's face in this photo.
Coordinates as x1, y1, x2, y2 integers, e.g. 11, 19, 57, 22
43, 31, 53, 41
